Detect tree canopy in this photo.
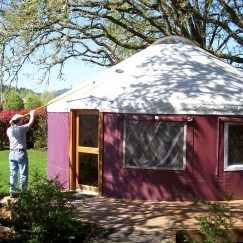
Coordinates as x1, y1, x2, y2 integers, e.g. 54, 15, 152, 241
0, 0, 242, 85
3, 90, 24, 110
24, 93, 43, 110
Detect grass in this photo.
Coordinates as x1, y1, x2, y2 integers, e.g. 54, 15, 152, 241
0, 149, 47, 195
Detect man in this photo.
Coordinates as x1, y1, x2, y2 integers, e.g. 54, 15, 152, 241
6, 110, 35, 198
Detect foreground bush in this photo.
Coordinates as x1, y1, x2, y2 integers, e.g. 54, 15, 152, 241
194, 198, 236, 243
3, 172, 91, 242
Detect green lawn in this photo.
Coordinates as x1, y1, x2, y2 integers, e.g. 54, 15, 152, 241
0, 149, 47, 194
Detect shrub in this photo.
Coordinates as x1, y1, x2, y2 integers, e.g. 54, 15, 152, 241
5, 171, 81, 242
194, 198, 236, 243
32, 109, 47, 150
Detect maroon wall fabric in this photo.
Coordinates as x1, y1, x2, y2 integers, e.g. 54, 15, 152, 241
47, 112, 69, 189
102, 113, 243, 201
47, 111, 243, 201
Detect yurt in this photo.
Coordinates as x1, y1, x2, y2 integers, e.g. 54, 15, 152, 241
47, 36, 243, 201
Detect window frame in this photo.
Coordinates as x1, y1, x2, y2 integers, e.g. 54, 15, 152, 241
224, 122, 243, 171
123, 119, 187, 170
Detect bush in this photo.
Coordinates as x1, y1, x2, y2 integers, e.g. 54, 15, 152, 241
33, 113, 47, 150
32, 109, 47, 150
5, 171, 83, 242
194, 198, 236, 243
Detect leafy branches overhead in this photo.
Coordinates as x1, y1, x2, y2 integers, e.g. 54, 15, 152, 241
0, 0, 242, 85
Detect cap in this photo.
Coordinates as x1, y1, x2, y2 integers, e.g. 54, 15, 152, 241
11, 114, 23, 122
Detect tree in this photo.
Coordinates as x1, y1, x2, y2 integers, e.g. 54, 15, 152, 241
3, 90, 24, 110
40, 90, 56, 106
24, 93, 43, 109
0, 0, 242, 86
18, 87, 38, 99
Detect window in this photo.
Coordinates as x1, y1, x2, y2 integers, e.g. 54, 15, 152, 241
124, 120, 186, 170
79, 114, 98, 148
224, 123, 243, 171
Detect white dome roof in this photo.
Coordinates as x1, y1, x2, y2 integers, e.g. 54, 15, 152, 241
48, 38, 243, 115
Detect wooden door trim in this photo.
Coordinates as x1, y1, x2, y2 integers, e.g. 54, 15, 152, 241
98, 112, 104, 195
69, 110, 76, 190
77, 147, 99, 154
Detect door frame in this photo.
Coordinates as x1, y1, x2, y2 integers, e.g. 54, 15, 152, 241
69, 109, 103, 195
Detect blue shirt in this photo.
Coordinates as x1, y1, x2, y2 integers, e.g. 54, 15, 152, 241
7, 124, 30, 150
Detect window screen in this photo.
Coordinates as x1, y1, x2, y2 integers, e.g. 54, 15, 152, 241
79, 114, 98, 148
124, 120, 186, 170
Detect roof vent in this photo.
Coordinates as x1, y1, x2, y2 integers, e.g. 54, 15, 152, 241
152, 36, 196, 46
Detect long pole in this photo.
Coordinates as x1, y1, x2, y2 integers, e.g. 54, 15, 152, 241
22, 80, 96, 117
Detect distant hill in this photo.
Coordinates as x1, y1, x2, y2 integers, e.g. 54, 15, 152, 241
55, 88, 71, 97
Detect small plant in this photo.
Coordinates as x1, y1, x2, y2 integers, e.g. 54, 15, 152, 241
5, 171, 83, 242
194, 197, 236, 243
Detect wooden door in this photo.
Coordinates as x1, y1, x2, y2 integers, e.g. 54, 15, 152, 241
71, 110, 103, 193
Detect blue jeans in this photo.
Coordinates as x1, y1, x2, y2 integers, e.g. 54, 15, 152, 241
9, 150, 29, 194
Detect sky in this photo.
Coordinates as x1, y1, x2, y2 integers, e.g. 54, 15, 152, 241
17, 59, 105, 93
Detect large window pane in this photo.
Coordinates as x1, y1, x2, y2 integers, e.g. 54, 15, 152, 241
79, 115, 98, 147
225, 124, 243, 169
124, 120, 186, 170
